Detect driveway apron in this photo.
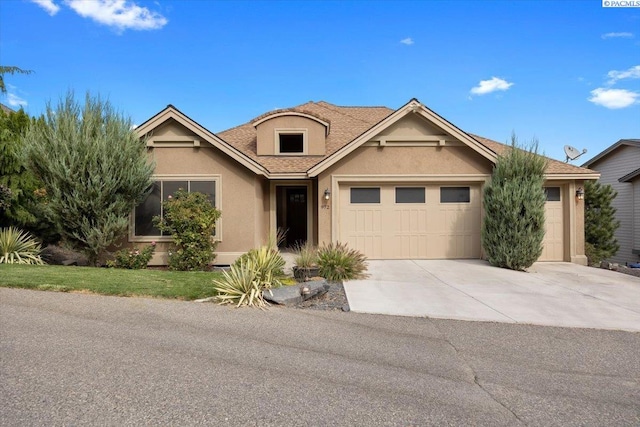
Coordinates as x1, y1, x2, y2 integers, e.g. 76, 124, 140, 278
343, 259, 640, 331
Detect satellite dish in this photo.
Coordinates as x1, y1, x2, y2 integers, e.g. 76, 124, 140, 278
564, 145, 587, 163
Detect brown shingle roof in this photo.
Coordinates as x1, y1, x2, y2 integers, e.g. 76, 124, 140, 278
218, 101, 393, 174
217, 100, 598, 176
470, 134, 598, 175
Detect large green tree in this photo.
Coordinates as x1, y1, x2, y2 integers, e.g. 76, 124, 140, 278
23, 92, 155, 265
0, 108, 43, 228
0, 66, 33, 94
584, 181, 620, 264
481, 135, 548, 271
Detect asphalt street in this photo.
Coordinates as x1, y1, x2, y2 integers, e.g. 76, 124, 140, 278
1, 287, 639, 426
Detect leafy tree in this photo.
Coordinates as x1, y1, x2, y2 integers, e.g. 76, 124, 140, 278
584, 181, 620, 264
0, 108, 46, 230
23, 92, 154, 265
154, 190, 221, 271
481, 135, 548, 271
0, 66, 33, 94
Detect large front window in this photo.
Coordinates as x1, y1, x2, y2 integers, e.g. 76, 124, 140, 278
133, 178, 218, 239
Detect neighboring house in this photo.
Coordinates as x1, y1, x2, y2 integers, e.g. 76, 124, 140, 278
582, 139, 640, 265
132, 98, 598, 265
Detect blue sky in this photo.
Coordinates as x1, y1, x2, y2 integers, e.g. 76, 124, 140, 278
1, 0, 639, 163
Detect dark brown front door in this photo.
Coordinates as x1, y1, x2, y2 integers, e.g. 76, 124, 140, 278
276, 186, 307, 248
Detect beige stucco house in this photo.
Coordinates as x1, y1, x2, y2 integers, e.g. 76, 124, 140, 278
582, 139, 640, 265
132, 98, 598, 266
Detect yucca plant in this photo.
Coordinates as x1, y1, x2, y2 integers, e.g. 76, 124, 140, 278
212, 260, 269, 308
0, 227, 44, 265
317, 242, 367, 282
234, 245, 286, 289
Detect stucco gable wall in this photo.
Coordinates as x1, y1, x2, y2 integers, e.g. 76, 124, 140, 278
151, 119, 198, 138
130, 119, 266, 265
588, 144, 640, 264
376, 113, 449, 138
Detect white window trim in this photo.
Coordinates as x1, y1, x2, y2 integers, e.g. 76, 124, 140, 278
129, 174, 222, 243
275, 128, 307, 155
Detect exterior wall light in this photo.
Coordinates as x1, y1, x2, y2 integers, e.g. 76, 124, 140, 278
324, 188, 331, 200
576, 187, 585, 200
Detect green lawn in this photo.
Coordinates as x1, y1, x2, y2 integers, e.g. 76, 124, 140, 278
0, 264, 223, 300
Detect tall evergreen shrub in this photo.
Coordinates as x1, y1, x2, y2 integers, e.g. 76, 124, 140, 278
584, 181, 619, 264
22, 92, 154, 265
481, 136, 548, 270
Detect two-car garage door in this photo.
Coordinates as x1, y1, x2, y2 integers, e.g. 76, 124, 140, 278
338, 183, 566, 261
339, 184, 481, 259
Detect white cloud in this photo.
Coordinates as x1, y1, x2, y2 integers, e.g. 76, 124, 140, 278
64, 0, 167, 32
400, 37, 414, 45
6, 93, 28, 108
469, 77, 514, 96
30, 0, 60, 16
601, 32, 634, 39
588, 88, 639, 109
606, 65, 640, 85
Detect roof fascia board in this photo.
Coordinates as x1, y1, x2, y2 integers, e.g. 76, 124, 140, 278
136, 107, 268, 177
619, 168, 640, 183
308, 100, 497, 177
544, 173, 600, 180
582, 139, 640, 167
253, 112, 330, 132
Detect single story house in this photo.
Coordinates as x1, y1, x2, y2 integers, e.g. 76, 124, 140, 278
582, 139, 640, 265
132, 98, 598, 266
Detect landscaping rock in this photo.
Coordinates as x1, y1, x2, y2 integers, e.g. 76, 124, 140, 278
264, 280, 329, 306
41, 245, 89, 266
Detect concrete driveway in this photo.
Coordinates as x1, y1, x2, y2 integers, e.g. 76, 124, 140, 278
343, 260, 640, 331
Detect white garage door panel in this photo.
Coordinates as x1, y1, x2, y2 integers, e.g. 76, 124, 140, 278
341, 192, 384, 258
339, 184, 481, 259
540, 201, 564, 261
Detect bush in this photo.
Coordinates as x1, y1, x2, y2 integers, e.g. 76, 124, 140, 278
0, 227, 44, 265
213, 243, 286, 308
108, 242, 156, 269
317, 242, 367, 281
481, 135, 547, 271
213, 260, 270, 308
154, 190, 221, 271
23, 92, 154, 265
584, 181, 620, 265
234, 245, 286, 288
293, 241, 318, 268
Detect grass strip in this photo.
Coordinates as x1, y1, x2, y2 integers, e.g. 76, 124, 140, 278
0, 264, 223, 300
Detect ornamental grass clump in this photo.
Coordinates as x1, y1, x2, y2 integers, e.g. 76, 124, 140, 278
317, 242, 367, 282
293, 241, 318, 269
0, 227, 44, 265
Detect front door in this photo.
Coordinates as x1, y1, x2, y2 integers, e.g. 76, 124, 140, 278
276, 186, 308, 248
